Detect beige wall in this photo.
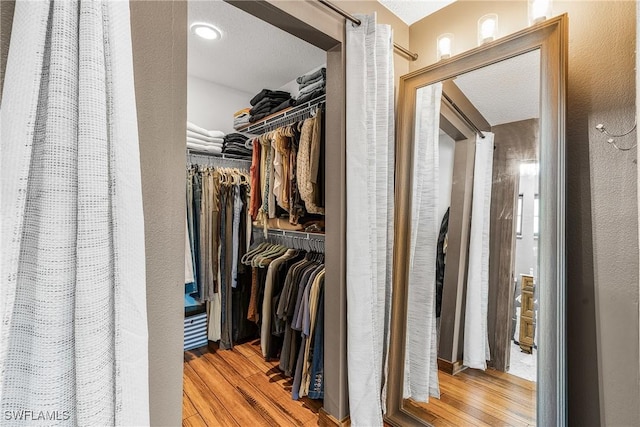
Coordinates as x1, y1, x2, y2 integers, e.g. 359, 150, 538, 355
130, 2, 187, 426
409, 1, 528, 70
410, 2, 638, 426
268, 0, 410, 85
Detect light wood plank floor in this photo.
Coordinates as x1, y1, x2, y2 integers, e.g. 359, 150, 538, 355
404, 368, 536, 427
183, 339, 322, 427
183, 340, 535, 427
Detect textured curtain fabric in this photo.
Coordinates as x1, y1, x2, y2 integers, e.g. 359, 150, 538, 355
345, 13, 395, 427
0, 1, 149, 425
463, 132, 495, 370
403, 84, 443, 402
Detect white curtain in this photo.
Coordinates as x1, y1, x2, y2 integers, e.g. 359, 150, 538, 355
346, 13, 395, 427
0, 1, 149, 425
463, 132, 495, 370
403, 84, 443, 402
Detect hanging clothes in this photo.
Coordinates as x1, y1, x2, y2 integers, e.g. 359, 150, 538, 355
436, 208, 450, 319
185, 164, 257, 349
241, 241, 326, 400
250, 107, 326, 230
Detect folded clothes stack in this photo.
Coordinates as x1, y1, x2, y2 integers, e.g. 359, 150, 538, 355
186, 121, 225, 154
222, 133, 253, 158
233, 108, 251, 130
248, 89, 292, 123
294, 67, 326, 105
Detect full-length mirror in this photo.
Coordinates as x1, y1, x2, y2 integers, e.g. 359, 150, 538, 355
386, 15, 567, 427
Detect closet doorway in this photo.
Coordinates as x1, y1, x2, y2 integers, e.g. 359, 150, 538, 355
182, 1, 347, 425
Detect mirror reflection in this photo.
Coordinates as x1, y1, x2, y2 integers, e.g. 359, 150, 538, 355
403, 50, 540, 424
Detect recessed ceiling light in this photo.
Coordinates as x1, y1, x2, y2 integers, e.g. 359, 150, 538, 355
190, 23, 222, 41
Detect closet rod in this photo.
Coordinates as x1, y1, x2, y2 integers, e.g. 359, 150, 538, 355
258, 229, 325, 253
317, 0, 418, 61
442, 92, 486, 139
267, 229, 325, 241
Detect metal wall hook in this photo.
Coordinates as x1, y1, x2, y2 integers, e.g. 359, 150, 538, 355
595, 121, 637, 151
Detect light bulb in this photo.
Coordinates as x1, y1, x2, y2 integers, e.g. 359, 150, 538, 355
477, 14, 498, 45
529, 0, 552, 25
437, 33, 454, 61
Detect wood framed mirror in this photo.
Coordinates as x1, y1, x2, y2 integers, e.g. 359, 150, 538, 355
386, 15, 567, 427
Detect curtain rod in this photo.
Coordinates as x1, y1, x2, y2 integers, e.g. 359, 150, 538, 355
442, 92, 486, 139
317, 0, 419, 61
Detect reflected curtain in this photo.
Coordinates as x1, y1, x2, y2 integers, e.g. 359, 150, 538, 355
0, 1, 149, 425
346, 13, 395, 427
463, 132, 495, 370
403, 83, 442, 402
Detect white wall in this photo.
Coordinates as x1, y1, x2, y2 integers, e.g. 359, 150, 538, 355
187, 75, 253, 134
439, 132, 455, 223
515, 168, 538, 281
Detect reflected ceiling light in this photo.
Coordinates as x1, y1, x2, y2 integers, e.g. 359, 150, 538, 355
478, 14, 498, 45
437, 33, 454, 61
520, 162, 540, 176
529, 0, 552, 25
190, 22, 222, 40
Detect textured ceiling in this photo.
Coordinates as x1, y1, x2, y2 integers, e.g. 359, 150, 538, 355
378, 0, 457, 25
454, 50, 541, 126
188, 1, 326, 94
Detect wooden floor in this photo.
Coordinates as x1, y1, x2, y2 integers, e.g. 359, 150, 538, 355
404, 368, 536, 427
183, 340, 535, 427
183, 339, 322, 427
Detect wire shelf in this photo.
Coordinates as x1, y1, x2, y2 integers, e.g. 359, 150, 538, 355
187, 150, 252, 169
238, 95, 326, 135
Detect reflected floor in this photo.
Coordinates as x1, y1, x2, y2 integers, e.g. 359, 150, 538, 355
405, 367, 536, 426
508, 341, 537, 382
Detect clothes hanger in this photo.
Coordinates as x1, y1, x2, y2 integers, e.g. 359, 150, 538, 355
253, 243, 285, 268
241, 241, 269, 265
252, 241, 277, 267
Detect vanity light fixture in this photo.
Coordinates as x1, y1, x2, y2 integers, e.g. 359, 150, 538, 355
529, 0, 552, 25
190, 22, 223, 41
437, 33, 454, 61
477, 14, 498, 45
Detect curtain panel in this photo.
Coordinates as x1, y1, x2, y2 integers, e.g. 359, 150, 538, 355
0, 1, 149, 425
345, 13, 395, 427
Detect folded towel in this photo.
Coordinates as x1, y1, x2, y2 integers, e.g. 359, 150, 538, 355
234, 117, 250, 127
297, 79, 325, 97
250, 96, 290, 115
187, 143, 223, 154
296, 67, 326, 85
187, 137, 223, 148
186, 130, 224, 144
234, 107, 251, 117
298, 73, 324, 90
293, 87, 325, 106
271, 98, 295, 114
187, 121, 225, 138
249, 112, 270, 123
250, 89, 291, 106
